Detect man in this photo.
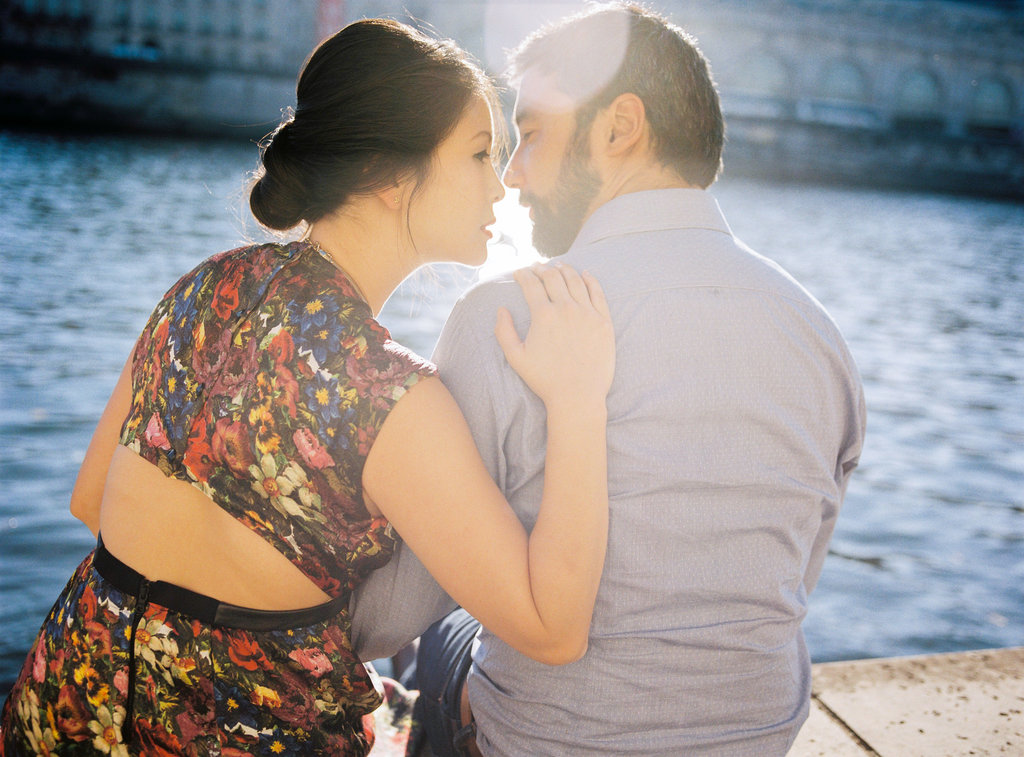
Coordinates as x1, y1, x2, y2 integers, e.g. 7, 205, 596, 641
352, 3, 866, 755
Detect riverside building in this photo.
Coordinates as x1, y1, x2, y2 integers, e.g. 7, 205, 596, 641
2, 0, 1021, 196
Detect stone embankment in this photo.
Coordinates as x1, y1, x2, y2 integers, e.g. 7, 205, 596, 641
791, 647, 1024, 756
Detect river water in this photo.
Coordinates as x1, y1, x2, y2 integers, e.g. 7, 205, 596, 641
1, 130, 1022, 693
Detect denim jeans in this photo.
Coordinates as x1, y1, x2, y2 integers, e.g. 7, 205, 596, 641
405, 608, 481, 757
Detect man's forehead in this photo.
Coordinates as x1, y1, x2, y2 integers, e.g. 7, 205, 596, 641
514, 69, 580, 119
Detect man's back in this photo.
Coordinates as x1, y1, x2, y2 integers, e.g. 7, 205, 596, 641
429, 189, 865, 755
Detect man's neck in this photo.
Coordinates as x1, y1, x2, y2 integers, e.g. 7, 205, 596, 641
583, 162, 697, 230
608, 157, 696, 197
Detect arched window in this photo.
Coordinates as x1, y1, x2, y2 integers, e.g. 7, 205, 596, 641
971, 77, 1014, 126
143, 4, 159, 31
896, 70, 942, 116
173, 4, 187, 33
738, 53, 792, 98
818, 60, 869, 103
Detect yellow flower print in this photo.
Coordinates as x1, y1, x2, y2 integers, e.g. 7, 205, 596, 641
195, 320, 207, 351
341, 334, 369, 358
88, 703, 128, 756
250, 685, 282, 708
74, 662, 110, 708
170, 656, 198, 685
249, 401, 282, 456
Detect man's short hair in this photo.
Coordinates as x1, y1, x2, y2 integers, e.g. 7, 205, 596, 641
507, 2, 724, 188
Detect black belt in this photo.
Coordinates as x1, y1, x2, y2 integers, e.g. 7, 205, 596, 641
93, 534, 348, 743
92, 534, 348, 630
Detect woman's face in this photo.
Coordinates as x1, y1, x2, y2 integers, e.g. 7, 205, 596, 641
406, 97, 505, 266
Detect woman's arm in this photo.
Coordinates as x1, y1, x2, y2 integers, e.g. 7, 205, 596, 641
363, 264, 613, 665
69, 357, 134, 534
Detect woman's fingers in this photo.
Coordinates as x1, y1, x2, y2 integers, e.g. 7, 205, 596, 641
527, 262, 598, 308
581, 271, 610, 317
504, 263, 615, 405
513, 266, 553, 309
553, 262, 591, 304
533, 263, 569, 303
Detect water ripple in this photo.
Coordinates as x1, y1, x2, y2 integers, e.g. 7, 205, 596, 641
2, 133, 1022, 689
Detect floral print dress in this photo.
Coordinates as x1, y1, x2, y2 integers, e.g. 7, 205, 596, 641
1, 241, 435, 756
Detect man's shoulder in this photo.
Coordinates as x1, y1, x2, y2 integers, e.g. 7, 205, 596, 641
461, 271, 525, 306
448, 271, 530, 330
433, 271, 526, 370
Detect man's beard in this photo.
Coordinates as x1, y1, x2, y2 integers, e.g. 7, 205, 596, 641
523, 132, 601, 258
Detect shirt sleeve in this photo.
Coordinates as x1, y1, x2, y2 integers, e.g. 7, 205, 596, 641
803, 359, 866, 595
349, 279, 524, 661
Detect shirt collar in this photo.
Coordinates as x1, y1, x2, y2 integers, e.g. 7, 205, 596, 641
571, 188, 732, 250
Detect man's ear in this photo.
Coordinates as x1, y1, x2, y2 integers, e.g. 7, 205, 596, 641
603, 92, 647, 156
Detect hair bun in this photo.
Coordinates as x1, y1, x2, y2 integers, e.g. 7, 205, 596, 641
250, 121, 308, 230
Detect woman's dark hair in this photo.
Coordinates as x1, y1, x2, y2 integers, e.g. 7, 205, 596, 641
507, 3, 724, 188
251, 19, 499, 230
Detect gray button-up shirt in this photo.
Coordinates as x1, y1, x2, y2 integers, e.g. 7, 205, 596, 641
352, 188, 866, 755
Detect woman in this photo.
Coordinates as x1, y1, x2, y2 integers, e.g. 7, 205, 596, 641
0, 18, 613, 756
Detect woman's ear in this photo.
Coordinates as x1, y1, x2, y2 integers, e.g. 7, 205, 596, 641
374, 184, 406, 211
603, 92, 646, 156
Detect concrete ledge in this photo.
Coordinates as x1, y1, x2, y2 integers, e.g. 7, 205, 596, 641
790, 647, 1024, 756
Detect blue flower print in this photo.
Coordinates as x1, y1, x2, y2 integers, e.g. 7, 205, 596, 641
215, 684, 260, 731
259, 729, 303, 757
289, 295, 342, 364
164, 360, 197, 419
304, 372, 342, 429
333, 406, 356, 451
168, 268, 209, 351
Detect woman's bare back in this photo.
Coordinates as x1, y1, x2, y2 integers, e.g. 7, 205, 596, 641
99, 446, 332, 610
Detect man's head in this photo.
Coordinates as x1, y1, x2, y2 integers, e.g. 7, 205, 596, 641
503, 2, 724, 257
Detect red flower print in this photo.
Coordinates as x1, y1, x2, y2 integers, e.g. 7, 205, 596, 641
269, 329, 295, 365
227, 633, 272, 672
321, 623, 350, 657
31, 639, 46, 683
48, 647, 66, 677
184, 414, 215, 482
288, 647, 333, 678
274, 365, 300, 419
345, 354, 409, 410
356, 426, 377, 458
294, 554, 341, 597
144, 413, 172, 450
267, 665, 318, 728
173, 677, 216, 744
211, 418, 256, 475
55, 684, 92, 742
133, 717, 185, 757
79, 583, 97, 623
293, 428, 335, 470
114, 668, 128, 698
84, 620, 112, 658
208, 329, 259, 398
211, 266, 243, 321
